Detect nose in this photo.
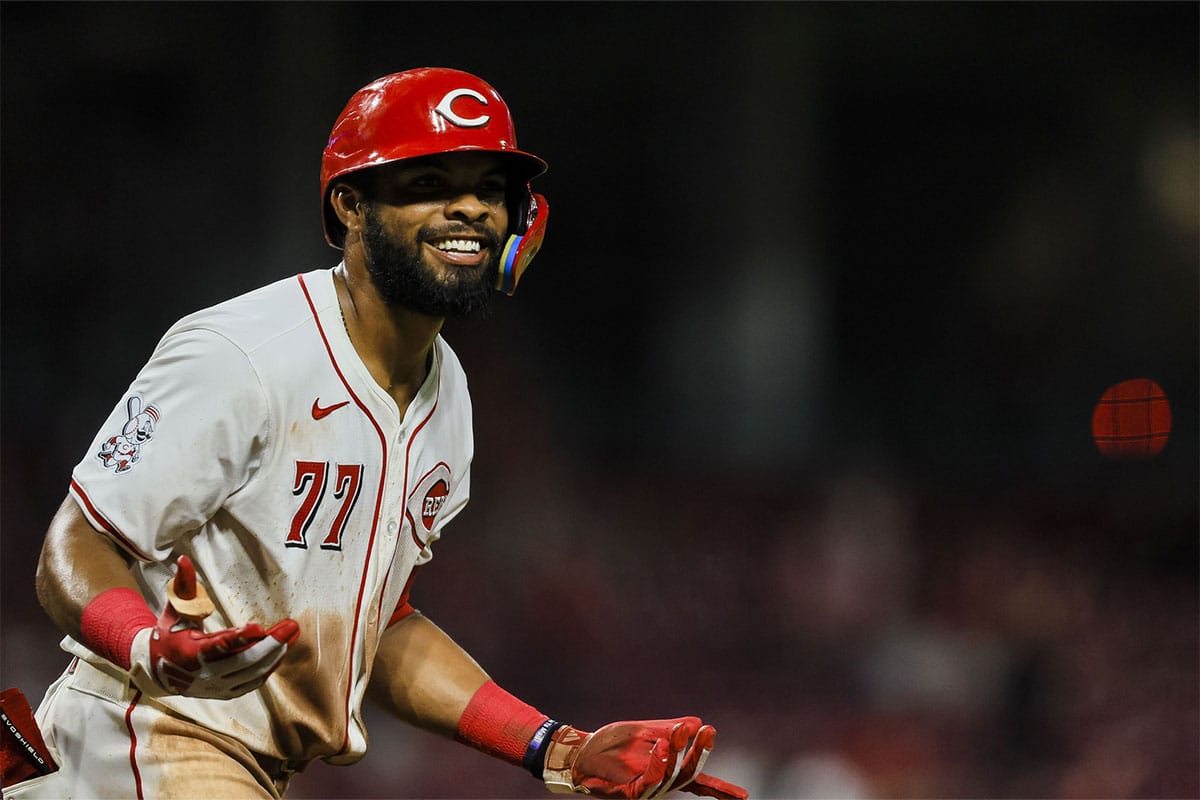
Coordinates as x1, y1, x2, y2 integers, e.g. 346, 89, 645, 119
444, 190, 490, 224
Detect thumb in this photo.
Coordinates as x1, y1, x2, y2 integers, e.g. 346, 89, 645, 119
172, 555, 198, 601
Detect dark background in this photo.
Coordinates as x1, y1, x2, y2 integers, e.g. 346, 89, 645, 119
2, 3, 1196, 797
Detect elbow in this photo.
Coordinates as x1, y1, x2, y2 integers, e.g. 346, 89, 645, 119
35, 531, 61, 620
34, 495, 81, 628
35, 549, 52, 614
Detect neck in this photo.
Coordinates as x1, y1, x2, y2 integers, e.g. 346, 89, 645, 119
334, 263, 442, 409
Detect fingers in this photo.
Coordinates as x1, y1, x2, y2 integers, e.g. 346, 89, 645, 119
266, 618, 301, 646
681, 773, 749, 800
656, 724, 715, 798
215, 633, 294, 692
567, 718, 737, 800
155, 659, 197, 694
145, 557, 302, 700
192, 620, 292, 659
645, 722, 693, 799
165, 621, 300, 698
669, 717, 703, 739
633, 733, 673, 800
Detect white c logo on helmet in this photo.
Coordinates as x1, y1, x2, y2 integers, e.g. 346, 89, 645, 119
435, 88, 490, 128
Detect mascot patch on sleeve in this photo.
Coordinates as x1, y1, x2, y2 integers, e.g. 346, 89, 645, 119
97, 395, 160, 474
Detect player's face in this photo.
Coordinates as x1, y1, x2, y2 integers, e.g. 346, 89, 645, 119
359, 152, 510, 317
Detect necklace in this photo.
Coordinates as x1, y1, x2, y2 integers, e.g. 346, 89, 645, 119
337, 272, 399, 394
337, 271, 353, 340
339, 300, 351, 339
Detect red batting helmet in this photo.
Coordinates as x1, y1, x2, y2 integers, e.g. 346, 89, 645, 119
321, 68, 548, 293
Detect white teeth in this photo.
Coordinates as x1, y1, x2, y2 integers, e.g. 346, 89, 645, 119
433, 239, 480, 253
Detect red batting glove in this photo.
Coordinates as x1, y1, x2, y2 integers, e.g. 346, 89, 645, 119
127, 555, 300, 699
542, 717, 748, 799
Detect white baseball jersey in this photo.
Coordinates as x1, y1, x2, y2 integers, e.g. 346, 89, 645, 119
61, 266, 473, 765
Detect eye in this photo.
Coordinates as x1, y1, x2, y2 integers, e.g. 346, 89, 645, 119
410, 172, 446, 189
478, 177, 508, 199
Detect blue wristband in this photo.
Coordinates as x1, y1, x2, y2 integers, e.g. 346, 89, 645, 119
523, 718, 565, 778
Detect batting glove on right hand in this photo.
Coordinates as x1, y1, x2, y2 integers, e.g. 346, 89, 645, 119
543, 717, 748, 799
128, 555, 300, 700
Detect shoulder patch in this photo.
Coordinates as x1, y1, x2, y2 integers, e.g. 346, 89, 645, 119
96, 395, 160, 474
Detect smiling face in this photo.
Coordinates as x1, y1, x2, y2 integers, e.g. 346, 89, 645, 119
351, 152, 511, 317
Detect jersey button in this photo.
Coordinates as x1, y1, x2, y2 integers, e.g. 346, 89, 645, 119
387, 520, 398, 534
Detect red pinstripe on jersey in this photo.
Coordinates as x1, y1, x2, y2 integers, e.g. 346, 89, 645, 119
297, 273, 387, 755
126, 690, 145, 800
296, 272, 440, 757
381, 364, 441, 620
70, 478, 154, 562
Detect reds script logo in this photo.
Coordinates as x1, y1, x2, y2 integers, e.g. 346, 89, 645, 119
97, 395, 160, 473
405, 462, 452, 550
434, 88, 490, 128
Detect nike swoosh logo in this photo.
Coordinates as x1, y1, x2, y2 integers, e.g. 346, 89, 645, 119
312, 399, 350, 420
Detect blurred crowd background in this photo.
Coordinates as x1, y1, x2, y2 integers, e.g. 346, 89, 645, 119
2, 3, 1196, 798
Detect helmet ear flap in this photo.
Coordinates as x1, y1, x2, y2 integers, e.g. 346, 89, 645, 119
506, 181, 535, 237
496, 188, 548, 296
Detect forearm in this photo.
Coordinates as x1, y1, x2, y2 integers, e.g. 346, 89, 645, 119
38, 495, 299, 696
367, 611, 490, 736
366, 612, 746, 799
370, 610, 558, 777
36, 495, 141, 641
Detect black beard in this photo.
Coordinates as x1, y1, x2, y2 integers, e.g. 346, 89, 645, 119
360, 205, 500, 318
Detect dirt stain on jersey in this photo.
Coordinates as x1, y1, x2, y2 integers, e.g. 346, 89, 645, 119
260, 609, 352, 762
147, 706, 280, 798
286, 417, 313, 450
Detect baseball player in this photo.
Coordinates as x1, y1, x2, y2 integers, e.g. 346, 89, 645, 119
16, 68, 748, 800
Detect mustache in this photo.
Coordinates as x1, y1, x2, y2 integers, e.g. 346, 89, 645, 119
418, 223, 502, 250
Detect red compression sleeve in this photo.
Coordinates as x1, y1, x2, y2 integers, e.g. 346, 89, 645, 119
79, 587, 156, 670
455, 679, 550, 766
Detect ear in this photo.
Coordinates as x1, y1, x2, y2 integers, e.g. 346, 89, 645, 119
328, 181, 366, 238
